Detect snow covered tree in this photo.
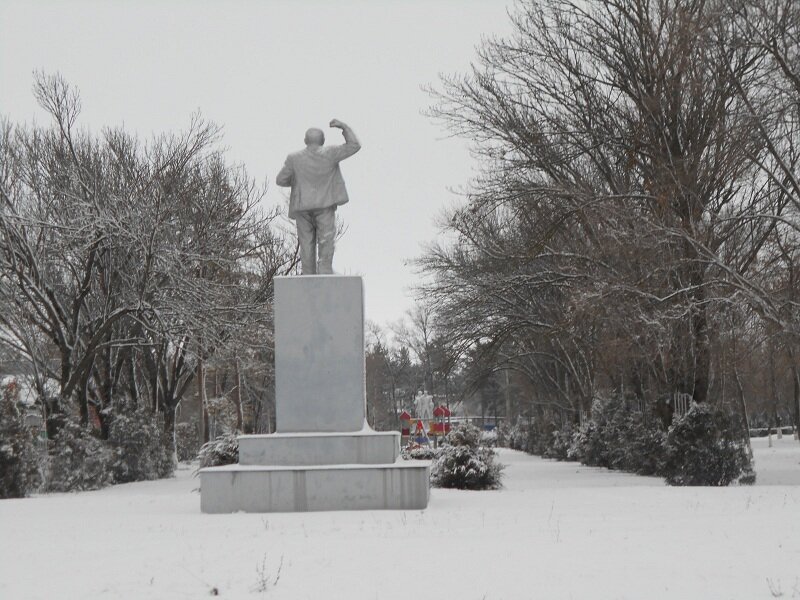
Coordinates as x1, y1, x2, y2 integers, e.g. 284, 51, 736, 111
419, 0, 800, 439
0, 73, 294, 452
431, 423, 504, 490
663, 403, 753, 486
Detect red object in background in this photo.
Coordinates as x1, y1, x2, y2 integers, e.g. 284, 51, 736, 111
401, 428, 410, 436
429, 422, 452, 434
433, 406, 445, 418
441, 405, 452, 417
399, 410, 412, 421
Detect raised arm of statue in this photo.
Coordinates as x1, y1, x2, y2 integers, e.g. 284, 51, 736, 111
327, 119, 361, 162
276, 155, 294, 187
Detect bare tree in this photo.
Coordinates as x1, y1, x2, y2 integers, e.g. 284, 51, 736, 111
0, 73, 294, 448
420, 0, 793, 426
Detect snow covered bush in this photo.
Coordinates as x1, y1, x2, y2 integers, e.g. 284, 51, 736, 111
507, 419, 552, 454
507, 397, 750, 486
401, 445, 439, 460
175, 422, 201, 462
544, 421, 576, 460
537, 421, 560, 455
430, 422, 504, 490
507, 422, 532, 452
447, 422, 482, 448
566, 398, 667, 475
109, 409, 174, 483
44, 420, 114, 492
663, 403, 753, 486
480, 428, 498, 447
564, 396, 662, 472
197, 433, 239, 467
568, 420, 607, 466
430, 445, 504, 490
0, 394, 42, 498
625, 420, 668, 476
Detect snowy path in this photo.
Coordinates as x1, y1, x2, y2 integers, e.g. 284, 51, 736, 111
1, 438, 799, 600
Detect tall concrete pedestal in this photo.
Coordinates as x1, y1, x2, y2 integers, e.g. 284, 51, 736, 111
200, 276, 429, 513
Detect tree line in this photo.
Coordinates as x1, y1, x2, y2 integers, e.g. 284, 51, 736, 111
413, 0, 800, 433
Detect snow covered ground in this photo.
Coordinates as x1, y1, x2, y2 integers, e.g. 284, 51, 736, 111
1, 437, 799, 600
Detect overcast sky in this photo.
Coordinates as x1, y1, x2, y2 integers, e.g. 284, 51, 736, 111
0, 0, 514, 326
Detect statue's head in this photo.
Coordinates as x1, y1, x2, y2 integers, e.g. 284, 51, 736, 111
304, 128, 325, 146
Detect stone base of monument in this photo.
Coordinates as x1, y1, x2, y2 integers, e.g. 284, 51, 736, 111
199, 275, 430, 513
200, 455, 429, 513
200, 430, 430, 513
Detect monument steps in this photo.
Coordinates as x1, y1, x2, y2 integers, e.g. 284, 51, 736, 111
200, 460, 429, 513
239, 430, 401, 466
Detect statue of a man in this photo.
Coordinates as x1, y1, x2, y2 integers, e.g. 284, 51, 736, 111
276, 119, 361, 275
414, 391, 434, 421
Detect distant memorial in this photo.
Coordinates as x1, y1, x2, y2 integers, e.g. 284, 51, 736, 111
414, 391, 434, 421
199, 121, 430, 512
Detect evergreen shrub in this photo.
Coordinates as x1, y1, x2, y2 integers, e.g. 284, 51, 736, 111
507, 419, 553, 455
663, 403, 753, 486
568, 420, 608, 467
507, 422, 531, 452
480, 428, 499, 447
545, 421, 576, 460
448, 422, 482, 448
109, 409, 174, 483
431, 445, 504, 490
626, 422, 667, 476
45, 420, 114, 492
502, 397, 750, 486
0, 395, 41, 498
430, 423, 504, 490
401, 445, 439, 460
197, 433, 239, 468
564, 397, 667, 474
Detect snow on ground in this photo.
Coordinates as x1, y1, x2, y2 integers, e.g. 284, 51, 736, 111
750, 435, 800, 485
1, 438, 799, 600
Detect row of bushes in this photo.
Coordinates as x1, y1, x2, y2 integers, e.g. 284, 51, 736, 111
503, 399, 754, 486
1, 400, 177, 498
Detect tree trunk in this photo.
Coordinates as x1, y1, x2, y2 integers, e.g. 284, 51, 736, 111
198, 356, 209, 443
733, 365, 753, 458
690, 274, 710, 404
233, 357, 243, 432
163, 404, 178, 466
768, 337, 780, 437
77, 380, 89, 427
164, 404, 176, 437
503, 369, 511, 425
